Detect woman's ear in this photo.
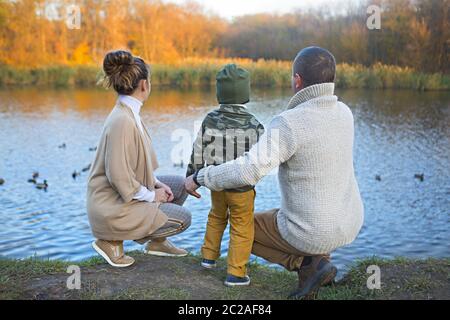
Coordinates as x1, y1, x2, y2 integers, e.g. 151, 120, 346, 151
140, 79, 147, 92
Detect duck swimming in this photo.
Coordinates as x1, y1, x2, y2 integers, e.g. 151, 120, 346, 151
28, 172, 39, 183
72, 171, 81, 179
36, 180, 48, 190
173, 160, 184, 168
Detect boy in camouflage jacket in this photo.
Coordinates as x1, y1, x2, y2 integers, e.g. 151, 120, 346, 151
186, 64, 264, 286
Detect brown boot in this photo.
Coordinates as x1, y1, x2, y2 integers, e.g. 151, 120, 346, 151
288, 255, 337, 300
145, 239, 188, 257
92, 240, 135, 268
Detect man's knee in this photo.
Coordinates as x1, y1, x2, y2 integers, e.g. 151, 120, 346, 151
254, 209, 279, 230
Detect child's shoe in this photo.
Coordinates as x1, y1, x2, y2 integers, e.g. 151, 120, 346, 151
224, 274, 251, 287
201, 258, 217, 269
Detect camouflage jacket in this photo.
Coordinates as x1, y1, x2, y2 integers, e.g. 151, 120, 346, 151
186, 104, 265, 192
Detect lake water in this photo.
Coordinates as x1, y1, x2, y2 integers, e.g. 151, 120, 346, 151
0, 87, 449, 276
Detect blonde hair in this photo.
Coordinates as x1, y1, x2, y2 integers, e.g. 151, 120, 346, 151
100, 50, 150, 95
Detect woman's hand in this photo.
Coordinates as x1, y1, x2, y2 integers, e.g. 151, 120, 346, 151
156, 182, 174, 202
154, 188, 170, 203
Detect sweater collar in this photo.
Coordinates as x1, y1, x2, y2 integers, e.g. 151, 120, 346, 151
286, 83, 335, 110
118, 95, 143, 116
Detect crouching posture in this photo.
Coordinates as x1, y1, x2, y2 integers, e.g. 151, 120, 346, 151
86, 50, 191, 267
186, 47, 364, 299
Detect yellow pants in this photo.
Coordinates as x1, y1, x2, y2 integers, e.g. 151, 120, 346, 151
201, 189, 256, 277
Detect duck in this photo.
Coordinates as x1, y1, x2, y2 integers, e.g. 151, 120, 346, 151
173, 160, 184, 168
35, 180, 48, 190
89, 147, 97, 152
58, 143, 66, 149
414, 173, 424, 182
0, 178, 5, 185
375, 175, 381, 181
72, 171, 81, 179
28, 172, 40, 183
82, 164, 91, 172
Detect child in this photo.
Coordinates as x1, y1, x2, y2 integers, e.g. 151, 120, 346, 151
186, 64, 264, 287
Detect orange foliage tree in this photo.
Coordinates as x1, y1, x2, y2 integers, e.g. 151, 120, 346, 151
0, 0, 225, 67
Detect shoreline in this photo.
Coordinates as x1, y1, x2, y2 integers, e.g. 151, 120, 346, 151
1, 253, 448, 300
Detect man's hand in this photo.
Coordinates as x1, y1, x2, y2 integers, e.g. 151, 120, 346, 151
185, 174, 201, 199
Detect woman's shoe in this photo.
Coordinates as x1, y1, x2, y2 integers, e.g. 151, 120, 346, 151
201, 259, 217, 269
92, 240, 135, 268
224, 274, 251, 287
145, 239, 188, 257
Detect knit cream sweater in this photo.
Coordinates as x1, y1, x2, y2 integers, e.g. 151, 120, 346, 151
197, 83, 364, 254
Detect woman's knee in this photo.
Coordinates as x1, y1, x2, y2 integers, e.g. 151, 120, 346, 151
160, 203, 191, 225
179, 207, 192, 227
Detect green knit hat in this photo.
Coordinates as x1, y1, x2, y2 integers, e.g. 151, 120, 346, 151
216, 64, 250, 105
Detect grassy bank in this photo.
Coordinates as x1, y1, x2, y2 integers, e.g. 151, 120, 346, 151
0, 252, 448, 300
0, 59, 449, 90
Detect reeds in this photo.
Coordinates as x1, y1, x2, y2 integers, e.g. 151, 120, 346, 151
0, 60, 448, 90
336, 63, 450, 90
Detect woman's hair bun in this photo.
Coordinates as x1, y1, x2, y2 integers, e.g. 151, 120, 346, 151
100, 50, 149, 95
103, 50, 135, 77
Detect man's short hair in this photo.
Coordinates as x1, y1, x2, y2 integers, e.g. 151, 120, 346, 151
293, 46, 336, 88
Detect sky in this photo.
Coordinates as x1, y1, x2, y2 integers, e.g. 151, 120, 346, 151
165, 0, 354, 19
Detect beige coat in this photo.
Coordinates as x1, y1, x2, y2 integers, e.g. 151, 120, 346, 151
86, 102, 168, 240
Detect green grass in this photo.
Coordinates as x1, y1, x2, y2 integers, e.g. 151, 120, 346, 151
0, 62, 448, 90
0, 253, 448, 300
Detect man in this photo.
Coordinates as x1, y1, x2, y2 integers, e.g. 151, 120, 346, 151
186, 46, 364, 299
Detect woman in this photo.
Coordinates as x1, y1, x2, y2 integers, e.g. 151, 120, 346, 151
87, 50, 191, 267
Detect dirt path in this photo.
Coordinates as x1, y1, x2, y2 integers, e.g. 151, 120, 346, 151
1, 253, 448, 300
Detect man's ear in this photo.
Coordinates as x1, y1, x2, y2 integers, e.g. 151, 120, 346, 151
294, 73, 303, 90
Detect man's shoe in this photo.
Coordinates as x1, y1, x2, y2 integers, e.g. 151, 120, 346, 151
92, 240, 135, 268
201, 259, 217, 269
288, 256, 337, 300
224, 274, 251, 287
145, 239, 188, 257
